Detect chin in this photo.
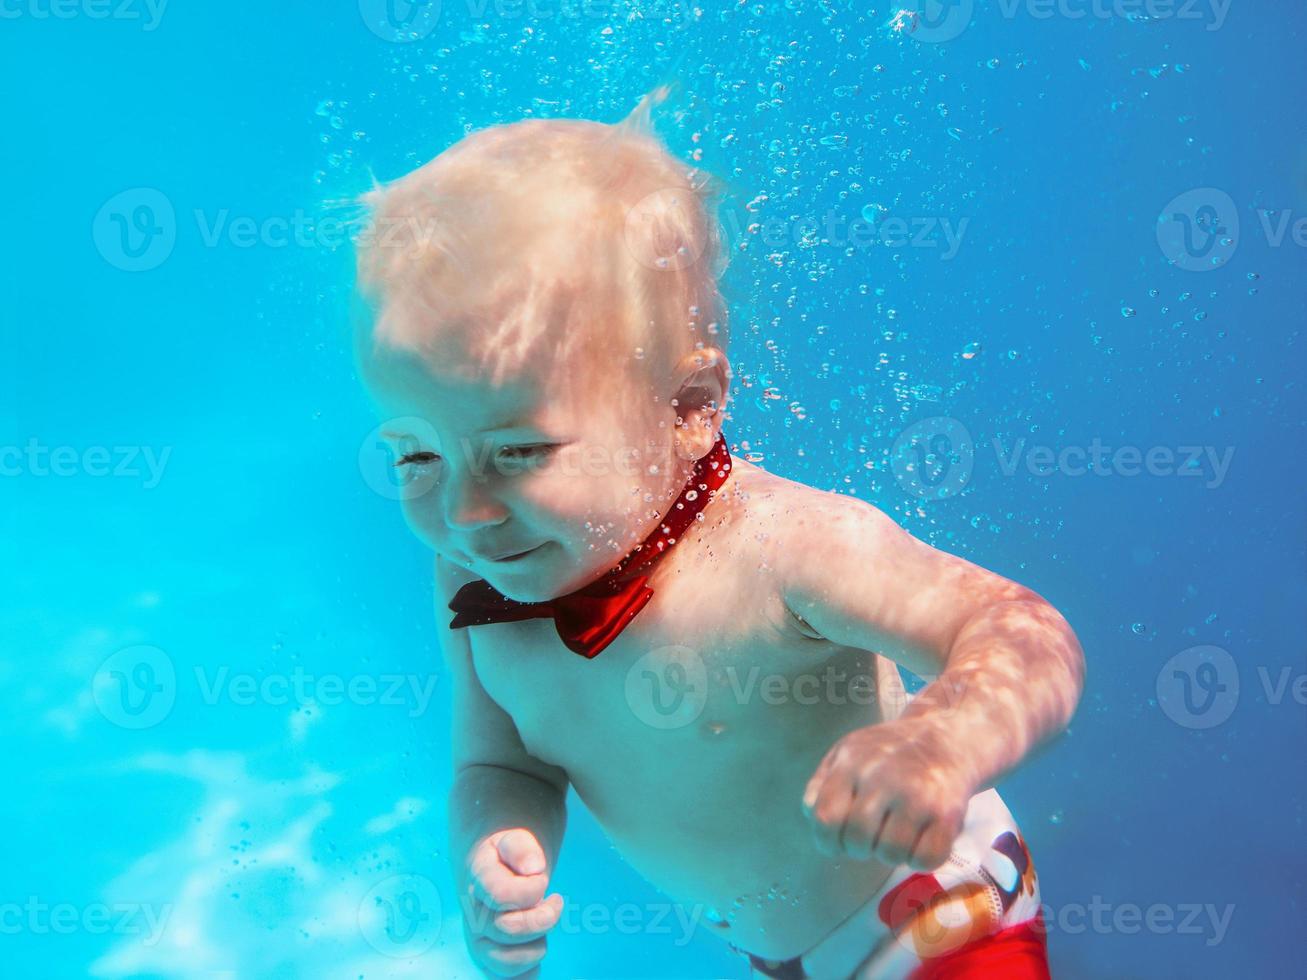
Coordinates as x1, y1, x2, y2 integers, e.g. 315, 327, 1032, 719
489, 551, 605, 603
479, 553, 558, 600
494, 583, 557, 603
490, 574, 566, 603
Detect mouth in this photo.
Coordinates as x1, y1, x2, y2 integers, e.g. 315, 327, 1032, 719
483, 544, 544, 563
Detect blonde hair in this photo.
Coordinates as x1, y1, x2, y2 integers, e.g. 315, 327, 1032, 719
353, 87, 730, 392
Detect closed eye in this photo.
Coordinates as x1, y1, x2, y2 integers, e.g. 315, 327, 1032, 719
498, 444, 558, 459
395, 450, 440, 467
495, 444, 564, 474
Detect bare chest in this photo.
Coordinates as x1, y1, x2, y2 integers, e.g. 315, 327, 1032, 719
468, 560, 807, 766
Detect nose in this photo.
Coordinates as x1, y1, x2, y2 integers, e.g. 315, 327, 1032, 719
440, 469, 509, 533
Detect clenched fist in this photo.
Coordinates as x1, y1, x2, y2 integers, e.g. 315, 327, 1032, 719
461, 828, 565, 978
802, 719, 978, 871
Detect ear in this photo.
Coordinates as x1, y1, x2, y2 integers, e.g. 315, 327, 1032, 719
669, 347, 731, 462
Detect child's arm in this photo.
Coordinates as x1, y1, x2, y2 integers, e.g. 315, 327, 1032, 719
782, 495, 1085, 870
435, 555, 571, 976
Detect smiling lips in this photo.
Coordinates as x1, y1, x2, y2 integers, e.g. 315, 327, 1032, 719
482, 545, 541, 563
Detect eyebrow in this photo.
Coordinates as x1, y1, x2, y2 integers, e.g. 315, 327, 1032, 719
379, 415, 546, 444
473, 422, 542, 436
379, 425, 542, 441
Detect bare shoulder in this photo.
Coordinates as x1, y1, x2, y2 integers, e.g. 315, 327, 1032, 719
725, 457, 899, 553
701, 458, 895, 633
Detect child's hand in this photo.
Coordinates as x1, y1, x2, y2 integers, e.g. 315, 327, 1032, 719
461, 828, 565, 978
801, 719, 976, 871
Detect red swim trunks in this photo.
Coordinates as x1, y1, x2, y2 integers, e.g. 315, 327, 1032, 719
910, 911, 1049, 979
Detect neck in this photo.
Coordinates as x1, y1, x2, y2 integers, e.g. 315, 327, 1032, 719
608, 433, 733, 581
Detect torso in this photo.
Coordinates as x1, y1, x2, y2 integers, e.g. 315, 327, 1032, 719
457, 458, 910, 959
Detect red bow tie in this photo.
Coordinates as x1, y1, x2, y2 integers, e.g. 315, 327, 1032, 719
447, 433, 734, 659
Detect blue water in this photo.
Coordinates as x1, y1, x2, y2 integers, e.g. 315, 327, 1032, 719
3, 3, 1304, 978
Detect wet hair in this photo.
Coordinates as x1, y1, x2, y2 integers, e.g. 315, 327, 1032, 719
353, 87, 730, 393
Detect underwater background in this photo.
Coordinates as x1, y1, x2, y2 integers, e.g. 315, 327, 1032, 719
2, 1, 1303, 977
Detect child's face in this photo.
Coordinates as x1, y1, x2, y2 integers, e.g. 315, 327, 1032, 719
365, 331, 693, 602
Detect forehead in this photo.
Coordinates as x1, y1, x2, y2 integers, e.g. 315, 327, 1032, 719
365, 340, 561, 433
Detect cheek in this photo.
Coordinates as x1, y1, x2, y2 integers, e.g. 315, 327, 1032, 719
532, 452, 661, 535
515, 475, 590, 531
398, 493, 444, 548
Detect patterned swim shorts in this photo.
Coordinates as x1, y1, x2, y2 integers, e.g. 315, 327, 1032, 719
736, 788, 1048, 980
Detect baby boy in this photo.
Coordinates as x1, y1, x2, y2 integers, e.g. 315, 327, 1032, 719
352, 93, 1084, 979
